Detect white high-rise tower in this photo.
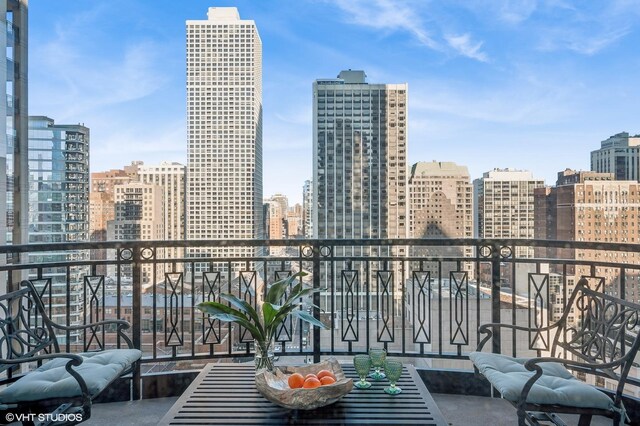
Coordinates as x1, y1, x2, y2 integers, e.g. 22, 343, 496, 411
186, 7, 263, 262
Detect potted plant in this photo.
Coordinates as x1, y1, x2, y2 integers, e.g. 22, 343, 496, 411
197, 271, 327, 371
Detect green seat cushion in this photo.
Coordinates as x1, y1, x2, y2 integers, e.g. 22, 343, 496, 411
469, 352, 613, 410
0, 349, 141, 405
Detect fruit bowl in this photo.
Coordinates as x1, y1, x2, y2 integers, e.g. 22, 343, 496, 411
255, 357, 353, 410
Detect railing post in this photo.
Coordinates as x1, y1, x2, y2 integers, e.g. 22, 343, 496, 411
312, 241, 321, 363
131, 246, 142, 400
490, 242, 501, 355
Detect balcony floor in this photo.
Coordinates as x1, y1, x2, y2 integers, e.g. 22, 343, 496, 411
82, 394, 612, 426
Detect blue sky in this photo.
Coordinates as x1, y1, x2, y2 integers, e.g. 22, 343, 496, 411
29, 0, 640, 204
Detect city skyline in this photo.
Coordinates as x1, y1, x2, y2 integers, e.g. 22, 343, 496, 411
29, 0, 640, 203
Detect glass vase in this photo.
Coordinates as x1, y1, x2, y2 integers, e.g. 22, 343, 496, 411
254, 339, 276, 372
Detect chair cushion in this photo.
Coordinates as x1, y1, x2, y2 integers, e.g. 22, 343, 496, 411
0, 349, 141, 405
469, 352, 613, 410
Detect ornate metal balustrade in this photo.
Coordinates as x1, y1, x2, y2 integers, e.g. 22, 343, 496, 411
1, 238, 639, 395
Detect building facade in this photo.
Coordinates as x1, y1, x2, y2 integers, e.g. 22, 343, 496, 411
186, 7, 263, 265
474, 169, 544, 294
89, 168, 133, 275
534, 169, 640, 300
303, 180, 313, 238
409, 161, 473, 277
89, 191, 113, 242
474, 169, 544, 242
409, 161, 473, 239
108, 182, 164, 287
1, 0, 28, 293
90, 169, 131, 240
28, 116, 90, 331
591, 132, 640, 181
265, 199, 285, 240
286, 203, 303, 238
137, 161, 186, 261
91, 169, 131, 195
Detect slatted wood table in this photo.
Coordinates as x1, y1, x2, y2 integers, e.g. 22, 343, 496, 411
159, 362, 448, 425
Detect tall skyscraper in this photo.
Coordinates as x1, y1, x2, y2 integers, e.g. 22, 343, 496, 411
28, 116, 90, 331
2, 1, 28, 291
313, 70, 408, 241
313, 70, 408, 316
591, 132, 640, 181
186, 7, 263, 263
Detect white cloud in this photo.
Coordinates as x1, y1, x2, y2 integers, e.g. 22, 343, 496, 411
497, 0, 538, 24
30, 4, 171, 122
451, 1, 637, 56
409, 71, 583, 125
274, 105, 312, 126
444, 33, 489, 62
32, 39, 169, 120
29, 4, 181, 173
330, 0, 439, 49
327, 0, 489, 61
537, 26, 631, 55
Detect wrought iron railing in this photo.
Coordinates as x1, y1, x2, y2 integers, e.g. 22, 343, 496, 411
1, 239, 639, 392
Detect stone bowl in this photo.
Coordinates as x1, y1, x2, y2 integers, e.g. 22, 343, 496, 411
255, 357, 353, 410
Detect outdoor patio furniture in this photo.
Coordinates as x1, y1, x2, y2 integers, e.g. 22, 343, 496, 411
0, 280, 141, 425
158, 362, 447, 425
470, 278, 640, 426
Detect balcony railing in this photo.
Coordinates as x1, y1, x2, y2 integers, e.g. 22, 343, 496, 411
1, 238, 640, 400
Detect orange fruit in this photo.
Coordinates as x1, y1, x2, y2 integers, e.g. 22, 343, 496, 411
304, 373, 318, 380
320, 376, 336, 386
288, 373, 305, 389
316, 370, 336, 381
303, 377, 321, 389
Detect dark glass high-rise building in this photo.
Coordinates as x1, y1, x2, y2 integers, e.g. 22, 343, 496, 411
28, 116, 90, 333
312, 70, 408, 327
312, 70, 408, 241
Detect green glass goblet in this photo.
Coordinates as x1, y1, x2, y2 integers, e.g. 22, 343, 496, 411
369, 347, 387, 380
353, 354, 372, 389
383, 359, 403, 395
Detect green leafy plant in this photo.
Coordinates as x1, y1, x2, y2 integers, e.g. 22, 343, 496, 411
197, 271, 327, 370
